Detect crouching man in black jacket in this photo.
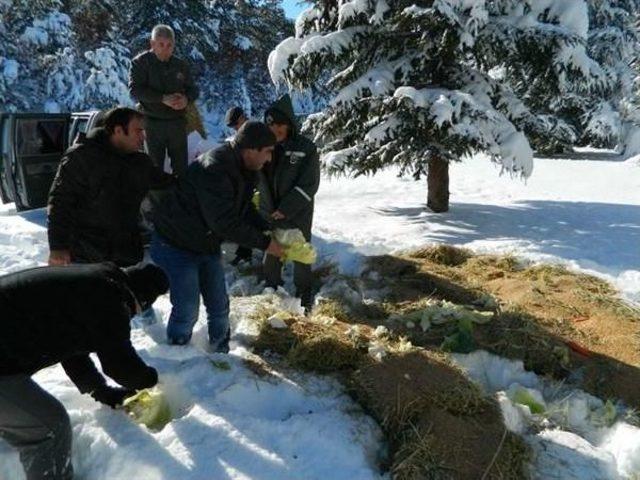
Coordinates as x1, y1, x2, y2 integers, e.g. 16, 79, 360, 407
150, 121, 283, 351
0, 262, 169, 480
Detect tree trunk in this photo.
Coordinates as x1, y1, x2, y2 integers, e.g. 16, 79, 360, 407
427, 156, 450, 213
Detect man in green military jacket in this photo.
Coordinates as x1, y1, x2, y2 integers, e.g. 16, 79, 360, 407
260, 94, 321, 311
129, 24, 199, 177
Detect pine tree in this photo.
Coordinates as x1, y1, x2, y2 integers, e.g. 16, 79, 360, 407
270, 0, 606, 212
582, 0, 640, 154
197, 0, 293, 129
0, 0, 76, 111
117, 0, 218, 67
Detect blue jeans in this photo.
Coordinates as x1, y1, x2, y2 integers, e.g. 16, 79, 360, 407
149, 233, 230, 351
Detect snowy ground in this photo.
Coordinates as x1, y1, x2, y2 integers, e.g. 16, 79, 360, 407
0, 150, 639, 479
314, 149, 640, 305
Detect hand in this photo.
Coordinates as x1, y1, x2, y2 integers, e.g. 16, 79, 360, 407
266, 239, 284, 258
162, 93, 187, 110
91, 385, 136, 408
162, 93, 183, 110
271, 210, 285, 221
162, 93, 178, 108
48, 249, 71, 266
173, 94, 188, 110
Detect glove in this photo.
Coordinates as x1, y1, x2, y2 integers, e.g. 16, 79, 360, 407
91, 385, 137, 408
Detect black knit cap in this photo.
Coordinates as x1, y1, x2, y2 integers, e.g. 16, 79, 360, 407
225, 106, 245, 127
265, 108, 291, 126
123, 263, 169, 310
234, 121, 276, 150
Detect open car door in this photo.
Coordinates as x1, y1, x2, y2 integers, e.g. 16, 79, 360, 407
0, 113, 71, 211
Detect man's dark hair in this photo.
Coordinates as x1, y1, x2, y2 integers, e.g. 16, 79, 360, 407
234, 121, 276, 151
225, 106, 245, 127
103, 107, 144, 135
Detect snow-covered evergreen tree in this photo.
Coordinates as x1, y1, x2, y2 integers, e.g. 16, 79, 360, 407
0, 0, 73, 110
270, 0, 607, 211
84, 42, 132, 109
196, 0, 293, 127
119, 0, 219, 68
0, 0, 292, 119
582, 0, 640, 155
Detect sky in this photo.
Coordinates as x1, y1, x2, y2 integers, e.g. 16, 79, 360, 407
281, 0, 308, 19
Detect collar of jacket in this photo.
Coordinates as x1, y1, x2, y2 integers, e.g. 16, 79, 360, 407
147, 49, 177, 66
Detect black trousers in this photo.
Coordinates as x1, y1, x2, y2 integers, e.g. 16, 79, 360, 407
145, 116, 188, 177
263, 254, 313, 308
0, 375, 73, 480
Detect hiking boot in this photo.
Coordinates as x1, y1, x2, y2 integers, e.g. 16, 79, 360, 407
231, 246, 252, 266
168, 335, 191, 346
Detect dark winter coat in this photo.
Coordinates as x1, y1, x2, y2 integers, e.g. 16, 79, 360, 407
47, 128, 174, 266
259, 94, 320, 239
129, 50, 199, 120
151, 142, 271, 254
0, 263, 157, 394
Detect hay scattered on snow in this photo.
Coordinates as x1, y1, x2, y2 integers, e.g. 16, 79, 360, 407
409, 244, 472, 267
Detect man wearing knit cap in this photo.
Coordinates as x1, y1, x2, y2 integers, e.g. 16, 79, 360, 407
260, 94, 320, 312
225, 106, 247, 131
0, 262, 168, 480
150, 121, 284, 351
225, 105, 253, 265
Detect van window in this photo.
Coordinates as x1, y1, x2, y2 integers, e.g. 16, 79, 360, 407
16, 119, 66, 156
75, 118, 89, 134
69, 117, 89, 145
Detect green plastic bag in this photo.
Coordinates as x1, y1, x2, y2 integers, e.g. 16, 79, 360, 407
273, 229, 317, 265
123, 387, 172, 431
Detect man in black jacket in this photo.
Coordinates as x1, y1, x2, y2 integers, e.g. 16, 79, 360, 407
225, 105, 253, 266
0, 262, 169, 480
47, 107, 174, 267
260, 94, 321, 311
150, 121, 283, 351
129, 24, 199, 177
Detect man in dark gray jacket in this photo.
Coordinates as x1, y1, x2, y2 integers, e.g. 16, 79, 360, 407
260, 94, 321, 311
129, 24, 199, 177
150, 121, 283, 351
47, 107, 174, 268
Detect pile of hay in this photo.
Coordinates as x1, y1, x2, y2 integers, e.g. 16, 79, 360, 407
410, 245, 472, 267
352, 351, 530, 479
251, 308, 530, 479
252, 310, 369, 373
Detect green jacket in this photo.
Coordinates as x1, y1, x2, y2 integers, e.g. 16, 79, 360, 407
259, 94, 320, 239
129, 50, 199, 120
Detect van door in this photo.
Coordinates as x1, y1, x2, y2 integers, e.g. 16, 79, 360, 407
0, 115, 13, 203
3, 113, 71, 211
